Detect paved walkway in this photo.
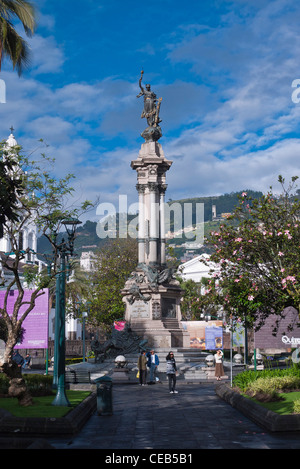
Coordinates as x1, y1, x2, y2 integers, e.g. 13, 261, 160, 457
47, 382, 300, 450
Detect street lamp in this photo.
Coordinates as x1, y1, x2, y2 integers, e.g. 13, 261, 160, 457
76, 300, 90, 363
82, 310, 88, 362
52, 218, 81, 407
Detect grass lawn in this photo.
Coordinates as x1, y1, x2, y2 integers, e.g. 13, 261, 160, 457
0, 391, 91, 418
253, 391, 300, 415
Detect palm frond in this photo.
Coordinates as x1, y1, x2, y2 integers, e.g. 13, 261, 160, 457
0, 0, 36, 35
0, 0, 36, 74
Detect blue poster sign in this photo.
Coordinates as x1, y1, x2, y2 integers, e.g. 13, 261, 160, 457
205, 326, 223, 350
232, 323, 245, 347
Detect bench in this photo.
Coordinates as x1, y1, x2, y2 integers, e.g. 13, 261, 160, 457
65, 368, 91, 384
73, 370, 92, 383
65, 369, 77, 384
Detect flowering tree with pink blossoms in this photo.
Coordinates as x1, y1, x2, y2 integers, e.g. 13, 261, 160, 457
201, 176, 300, 333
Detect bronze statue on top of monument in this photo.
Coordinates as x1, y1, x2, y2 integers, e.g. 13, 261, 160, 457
137, 70, 162, 142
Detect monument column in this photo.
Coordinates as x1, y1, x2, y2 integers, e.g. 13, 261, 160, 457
148, 182, 159, 265
122, 70, 190, 349
136, 184, 146, 265
159, 184, 167, 267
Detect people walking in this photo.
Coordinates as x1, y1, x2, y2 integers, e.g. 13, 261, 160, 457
137, 350, 148, 385
214, 349, 225, 381
166, 351, 178, 393
147, 350, 159, 383
22, 354, 31, 369
12, 351, 24, 369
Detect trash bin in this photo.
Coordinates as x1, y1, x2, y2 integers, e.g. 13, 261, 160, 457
94, 376, 113, 415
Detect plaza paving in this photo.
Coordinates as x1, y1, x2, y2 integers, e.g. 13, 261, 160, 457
47, 382, 300, 450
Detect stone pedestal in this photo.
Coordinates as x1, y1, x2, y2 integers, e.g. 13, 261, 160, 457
122, 137, 190, 348
111, 367, 130, 383
122, 283, 190, 349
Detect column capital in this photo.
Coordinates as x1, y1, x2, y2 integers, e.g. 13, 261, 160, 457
158, 184, 168, 194
136, 183, 146, 193
148, 182, 158, 192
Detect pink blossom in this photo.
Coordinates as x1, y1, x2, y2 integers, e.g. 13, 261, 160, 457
235, 237, 242, 242
248, 295, 254, 301
241, 192, 247, 197
278, 251, 284, 256
282, 276, 296, 285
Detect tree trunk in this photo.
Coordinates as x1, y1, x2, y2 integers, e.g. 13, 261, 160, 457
1, 360, 33, 406
1, 348, 33, 406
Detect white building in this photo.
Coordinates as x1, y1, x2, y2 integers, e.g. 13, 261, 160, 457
48, 308, 83, 341
178, 253, 218, 283
80, 251, 96, 272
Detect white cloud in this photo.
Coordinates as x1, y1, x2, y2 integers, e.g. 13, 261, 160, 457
2, 0, 300, 221
29, 34, 65, 75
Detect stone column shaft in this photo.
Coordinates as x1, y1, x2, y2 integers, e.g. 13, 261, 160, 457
159, 188, 166, 266
137, 185, 145, 264
149, 183, 158, 265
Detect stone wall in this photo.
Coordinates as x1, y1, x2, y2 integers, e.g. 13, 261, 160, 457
254, 307, 300, 352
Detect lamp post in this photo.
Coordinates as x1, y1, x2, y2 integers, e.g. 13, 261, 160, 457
43, 253, 55, 376
82, 310, 88, 362
52, 218, 81, 407
76, 300, 90, 363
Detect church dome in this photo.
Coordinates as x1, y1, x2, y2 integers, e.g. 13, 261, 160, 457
6, 128, 18, 148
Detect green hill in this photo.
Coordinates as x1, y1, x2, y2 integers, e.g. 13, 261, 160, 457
37, 190, 263, 258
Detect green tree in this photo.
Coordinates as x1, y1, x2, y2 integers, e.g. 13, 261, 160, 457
88, 238, 138, 332
0, 155, 24, 237
65, 258, 90, 314
178, 278, 202, 320
201, 176, 300, 333
0, 141, 92, 405
0, 0, 36, 75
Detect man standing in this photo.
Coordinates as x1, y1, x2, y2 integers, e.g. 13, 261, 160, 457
137, 350, 148, 386
147, 349, 159, 384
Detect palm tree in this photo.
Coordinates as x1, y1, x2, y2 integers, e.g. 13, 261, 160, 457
0, 0, 36, 75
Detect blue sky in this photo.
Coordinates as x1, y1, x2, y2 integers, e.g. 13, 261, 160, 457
1, 0, 300, 221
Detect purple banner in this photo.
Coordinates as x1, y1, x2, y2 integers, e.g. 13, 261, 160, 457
0, 289, 49, 349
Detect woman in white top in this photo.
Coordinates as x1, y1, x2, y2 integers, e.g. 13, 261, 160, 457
214, 350, 224, 381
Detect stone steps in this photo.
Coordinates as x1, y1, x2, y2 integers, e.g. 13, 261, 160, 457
84, 348, 231, 381
121, 348, 208, 373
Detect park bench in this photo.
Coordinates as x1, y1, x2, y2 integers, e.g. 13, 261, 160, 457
65, 368, 92, 384
65, 369, 77, 384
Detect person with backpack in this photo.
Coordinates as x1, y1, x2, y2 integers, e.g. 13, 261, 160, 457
166, 351, 178, 394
